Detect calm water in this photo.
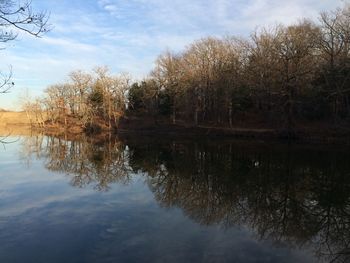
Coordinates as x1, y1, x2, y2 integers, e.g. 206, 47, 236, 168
0, 134, 349, 263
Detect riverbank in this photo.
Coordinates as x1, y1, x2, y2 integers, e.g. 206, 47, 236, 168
2, 111, 350, 144
117, 116, 350, 145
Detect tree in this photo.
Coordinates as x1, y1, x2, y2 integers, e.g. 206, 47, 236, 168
91, 66, 130, 129
246, 28, 281, 121
128, 82, 145, 112
275, 21, 319, 133
44, 84, 70, 126
152, 51, 183, 124
316, 4, 350, 121
69, 70, 93, 118
0, 65, 13, 93
0, 0, 50, 93
0, 0, 49, 43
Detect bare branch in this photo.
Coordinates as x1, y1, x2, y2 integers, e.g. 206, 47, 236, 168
0, 66, 14, 93
0, 0, 51, 44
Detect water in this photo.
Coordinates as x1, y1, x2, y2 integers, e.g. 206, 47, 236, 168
0, 134, 349, 263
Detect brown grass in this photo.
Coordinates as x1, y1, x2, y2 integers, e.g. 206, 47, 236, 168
0, 111, 33, 136
0, 111, 31, 126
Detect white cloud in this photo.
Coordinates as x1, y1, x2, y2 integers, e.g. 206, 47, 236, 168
234, 0, 344, 32
40, 37, 97, 52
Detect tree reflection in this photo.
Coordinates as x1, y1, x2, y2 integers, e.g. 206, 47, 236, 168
20, 135, 350, 262
126, 139, 350, 263
20, 134, 131, 190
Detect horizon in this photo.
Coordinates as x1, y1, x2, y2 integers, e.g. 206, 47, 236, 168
0, 0, 345, 110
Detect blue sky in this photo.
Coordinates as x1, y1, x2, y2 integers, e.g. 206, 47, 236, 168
0, 0, 345, 110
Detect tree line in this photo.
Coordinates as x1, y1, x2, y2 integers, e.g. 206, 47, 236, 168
129, 4, 350, 131
24, 4, 350, 132
22, 66, 130, 131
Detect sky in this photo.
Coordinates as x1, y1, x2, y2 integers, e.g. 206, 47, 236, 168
0, 0, 346, 110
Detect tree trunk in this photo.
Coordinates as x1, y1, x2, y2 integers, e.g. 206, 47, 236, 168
286, 84, 294, 138
229, 101, 233, 128
194, 108, 199, 126
172, 98, 176, 124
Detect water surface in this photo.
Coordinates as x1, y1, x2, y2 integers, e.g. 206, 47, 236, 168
0, 134, 349, 263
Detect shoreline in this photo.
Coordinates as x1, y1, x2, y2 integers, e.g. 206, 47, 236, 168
2, 119, 350, 145
117, 124, 350, 145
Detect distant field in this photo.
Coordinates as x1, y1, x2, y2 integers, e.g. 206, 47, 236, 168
0, 111, 34, 136
0, 111, 31, 126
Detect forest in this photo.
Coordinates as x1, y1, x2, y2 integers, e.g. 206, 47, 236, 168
22, 4, 350, 136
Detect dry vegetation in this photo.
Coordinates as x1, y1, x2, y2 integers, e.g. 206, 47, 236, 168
0, 111, 34, 136
0, 111, 32, 126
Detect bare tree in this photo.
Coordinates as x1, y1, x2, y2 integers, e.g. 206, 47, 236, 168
69, 70, 93, 118
0, 0, 50, 93
276, 21, 319, 133
0, 0, 49, 43
317, 4, 350, 121
0, 66, 13, 93
152, 51, 183, 124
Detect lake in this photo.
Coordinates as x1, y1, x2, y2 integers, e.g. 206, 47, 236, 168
0, 133, 349, 263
